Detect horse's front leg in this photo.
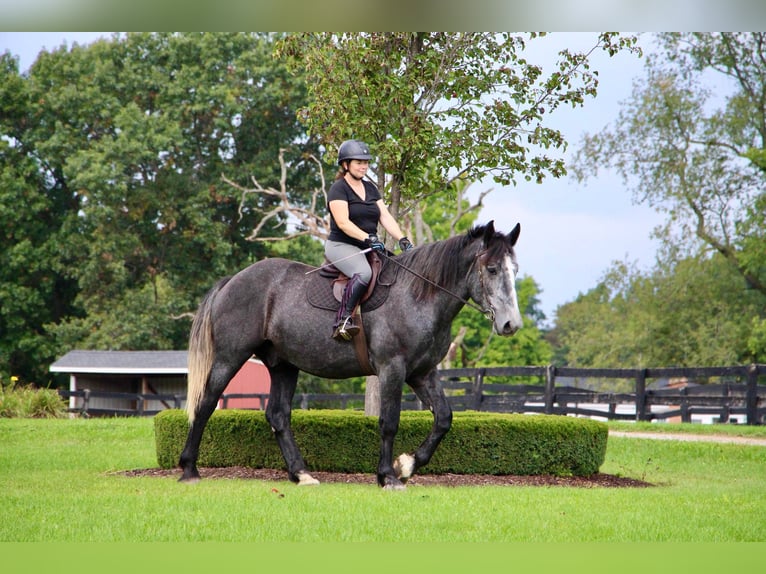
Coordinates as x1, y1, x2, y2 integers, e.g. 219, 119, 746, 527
265, 363, 319, 486
376, 366, 407, 490
393, 370, 453, 483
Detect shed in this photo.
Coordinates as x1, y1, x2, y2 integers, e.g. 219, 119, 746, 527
49, 350, 270, 416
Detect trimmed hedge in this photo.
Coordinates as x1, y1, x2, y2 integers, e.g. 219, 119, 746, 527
155, 409, 608, 477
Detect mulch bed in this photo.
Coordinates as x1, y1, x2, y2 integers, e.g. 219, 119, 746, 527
121, 466, 653, 488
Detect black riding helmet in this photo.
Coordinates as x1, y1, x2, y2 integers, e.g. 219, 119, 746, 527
337, 140, 373, 166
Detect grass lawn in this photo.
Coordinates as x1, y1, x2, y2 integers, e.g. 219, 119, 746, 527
1, 416, 765, 543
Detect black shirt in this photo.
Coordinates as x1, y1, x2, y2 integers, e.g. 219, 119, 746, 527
327, 178, 381, 248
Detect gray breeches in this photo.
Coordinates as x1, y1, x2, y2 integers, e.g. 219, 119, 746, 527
324, 240, 372, 285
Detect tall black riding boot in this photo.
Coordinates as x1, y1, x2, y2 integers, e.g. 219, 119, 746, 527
332, 274, 368, 341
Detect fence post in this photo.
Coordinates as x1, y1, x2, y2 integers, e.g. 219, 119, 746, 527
81, 389, 91, 418
746, 364, 759, 425
544, 365, 556, 415
680, 387, 690, 423
635, 370, 648, 421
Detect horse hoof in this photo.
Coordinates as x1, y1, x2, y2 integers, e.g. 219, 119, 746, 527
297, 471, 320, 486
393, 454, 415, 481
178, 475, 200, 484
382, 478, 407, 491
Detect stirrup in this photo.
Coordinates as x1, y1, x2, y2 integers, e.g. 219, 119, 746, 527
332, 316, 359, 341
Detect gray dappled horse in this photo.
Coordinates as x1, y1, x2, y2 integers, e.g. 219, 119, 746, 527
179, 221, 523, 489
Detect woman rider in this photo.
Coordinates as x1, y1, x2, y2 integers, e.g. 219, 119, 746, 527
325, 139, 413, 340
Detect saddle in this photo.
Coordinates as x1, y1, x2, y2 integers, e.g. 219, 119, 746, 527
306, 251, 394, 312
305, 252, 399, 376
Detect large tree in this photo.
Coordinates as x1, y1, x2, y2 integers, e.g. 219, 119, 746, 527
568, 32, 766, 368
0, 33, 316, 384
276, 33, 638, 411
572, 32, 766, 298
277, 32, 640, 241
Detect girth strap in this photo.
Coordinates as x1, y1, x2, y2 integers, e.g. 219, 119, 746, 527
351, 310, 375, 376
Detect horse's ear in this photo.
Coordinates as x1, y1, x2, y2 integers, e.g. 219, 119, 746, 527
508, 223, 521, 247
482, 220, 496, 247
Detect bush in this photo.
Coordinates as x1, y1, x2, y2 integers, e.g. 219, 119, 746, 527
0, 378, 68, 418
155, 409, 608, 477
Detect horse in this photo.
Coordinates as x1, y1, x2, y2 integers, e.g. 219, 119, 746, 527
178, 220, 523, 489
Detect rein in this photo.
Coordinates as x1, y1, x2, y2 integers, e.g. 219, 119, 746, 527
380, 251, 494, 320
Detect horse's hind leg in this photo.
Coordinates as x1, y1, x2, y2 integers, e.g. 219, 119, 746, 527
394, 370, 453, 482
178, 360, 243, 482
265, 362, 319, 486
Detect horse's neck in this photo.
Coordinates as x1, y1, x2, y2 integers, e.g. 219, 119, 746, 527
427, 252, 474, 316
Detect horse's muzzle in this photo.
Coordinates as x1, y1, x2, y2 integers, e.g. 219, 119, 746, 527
499, 320, 520, 336
495, 311, 523, 336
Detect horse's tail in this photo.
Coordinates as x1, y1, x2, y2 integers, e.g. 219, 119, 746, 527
186, 277, 232, 423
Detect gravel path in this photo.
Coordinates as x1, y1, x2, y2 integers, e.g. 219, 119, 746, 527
608, 430, 766, 446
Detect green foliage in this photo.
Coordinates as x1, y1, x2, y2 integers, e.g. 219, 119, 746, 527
0, 33, 318, 384
0, 376, 67, 418
554, 254, 766, 367
154, 409, 607, 476
278, 32, 640, 219
566, 33, 766, 369
572, 32, 766, 301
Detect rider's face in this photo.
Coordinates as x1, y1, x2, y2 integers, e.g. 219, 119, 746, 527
346, 159, 369, 179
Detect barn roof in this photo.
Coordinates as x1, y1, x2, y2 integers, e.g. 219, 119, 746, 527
50, 350, 188, 375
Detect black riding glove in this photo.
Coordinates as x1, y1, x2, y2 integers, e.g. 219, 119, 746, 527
398, 237, 413, 251
366, 234, 386, 253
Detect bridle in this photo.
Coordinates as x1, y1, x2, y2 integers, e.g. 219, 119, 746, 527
380, 248, 497, 321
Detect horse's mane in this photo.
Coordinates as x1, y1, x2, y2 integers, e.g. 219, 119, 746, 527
394, 223, 509, 302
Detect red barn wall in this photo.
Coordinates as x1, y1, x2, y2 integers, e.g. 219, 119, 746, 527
219, 359, 271, 410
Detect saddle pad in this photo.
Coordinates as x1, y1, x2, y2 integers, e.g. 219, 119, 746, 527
306, 258, 399, 312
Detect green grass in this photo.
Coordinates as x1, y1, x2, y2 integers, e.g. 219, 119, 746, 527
1, 417, 764, 542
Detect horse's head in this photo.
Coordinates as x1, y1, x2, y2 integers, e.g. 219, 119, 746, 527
471, 220, 523, 336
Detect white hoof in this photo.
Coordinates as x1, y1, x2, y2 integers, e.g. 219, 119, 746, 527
297, 471, 320, 486
393, 453, 415, 480
383, 481, 407, 491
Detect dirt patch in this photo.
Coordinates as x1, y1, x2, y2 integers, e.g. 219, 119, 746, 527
121, 466, 652, 488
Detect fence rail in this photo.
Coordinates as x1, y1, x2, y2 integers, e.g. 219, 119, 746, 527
59, 364, 766, 424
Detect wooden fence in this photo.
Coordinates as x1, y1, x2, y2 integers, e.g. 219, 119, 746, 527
59, 364, 766, 424
434, 364, 766, 425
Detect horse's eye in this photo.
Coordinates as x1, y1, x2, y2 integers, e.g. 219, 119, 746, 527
486, 265, 498, 275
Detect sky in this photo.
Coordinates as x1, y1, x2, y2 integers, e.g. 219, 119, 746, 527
2, 32, 670, 323
473, 33, 667, 323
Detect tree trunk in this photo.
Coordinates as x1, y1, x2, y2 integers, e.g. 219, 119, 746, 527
364, 375, 381, 416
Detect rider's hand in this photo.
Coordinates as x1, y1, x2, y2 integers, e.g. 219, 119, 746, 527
398, 237, 413, 251
366, 234, 386, 253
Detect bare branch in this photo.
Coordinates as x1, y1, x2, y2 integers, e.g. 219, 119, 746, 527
223, 148, 331, 242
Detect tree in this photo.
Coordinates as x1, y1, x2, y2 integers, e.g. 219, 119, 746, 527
0, 33, 317, 384
277, 32, 641, 240
0, 52, 80, 383
553, 254, 766, 368
275, 33, 639, 413
572, 32, 766, 299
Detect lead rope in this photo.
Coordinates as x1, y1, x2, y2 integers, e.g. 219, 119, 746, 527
379, 251, 493, 319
